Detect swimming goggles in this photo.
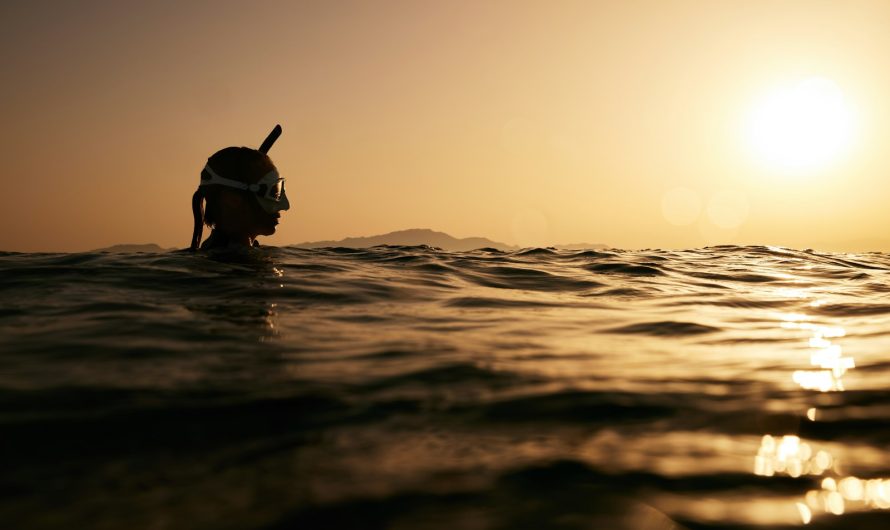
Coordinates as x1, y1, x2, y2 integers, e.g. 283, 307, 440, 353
200, 164, 290, 214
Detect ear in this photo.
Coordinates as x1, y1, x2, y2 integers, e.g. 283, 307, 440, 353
217, 189, 247, 208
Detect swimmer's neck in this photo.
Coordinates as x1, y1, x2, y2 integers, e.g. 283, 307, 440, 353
203, 229, 257, 249
224, 233, 255, 247
216, 224, 258, 247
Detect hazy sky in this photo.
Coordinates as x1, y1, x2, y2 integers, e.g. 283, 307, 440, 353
2, 0, 889, 252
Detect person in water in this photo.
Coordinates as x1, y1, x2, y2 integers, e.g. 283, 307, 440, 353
189, 125, 290, 250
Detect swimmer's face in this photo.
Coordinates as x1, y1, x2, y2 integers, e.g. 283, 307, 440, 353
215, 189, 282, 239
248, 195, 281, 236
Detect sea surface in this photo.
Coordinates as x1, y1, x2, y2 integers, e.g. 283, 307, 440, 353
2, 245, 890, 530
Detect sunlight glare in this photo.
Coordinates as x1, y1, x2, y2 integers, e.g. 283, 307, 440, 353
745, 77, 856, 174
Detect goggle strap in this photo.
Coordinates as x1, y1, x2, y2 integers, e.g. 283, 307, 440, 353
201, 165, 282, 190
201, 164, 252, 191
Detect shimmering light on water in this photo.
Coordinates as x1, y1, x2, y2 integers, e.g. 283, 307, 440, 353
780, 314, 853, 392
754, 435, 833, 478
754, 290, 890, 525
805, 476, 890, 515
3, 245, 890, 529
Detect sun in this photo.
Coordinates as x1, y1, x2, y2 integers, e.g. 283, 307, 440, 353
744, 77, 856, 174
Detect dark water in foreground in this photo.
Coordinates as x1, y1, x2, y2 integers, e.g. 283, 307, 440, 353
2, 245, 890, 530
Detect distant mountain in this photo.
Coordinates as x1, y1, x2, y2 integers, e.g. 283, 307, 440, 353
90, 231, 609, 254
553, 242, 609, 250
92, 243, 172, 253
294, 229, 609, 252
294, 229, 518, 251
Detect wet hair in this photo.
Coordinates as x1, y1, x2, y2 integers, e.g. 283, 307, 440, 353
189, 147, 276, 250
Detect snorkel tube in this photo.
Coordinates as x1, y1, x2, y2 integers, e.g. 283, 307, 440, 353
189, 124, 283, 250
258, 124, 282, 155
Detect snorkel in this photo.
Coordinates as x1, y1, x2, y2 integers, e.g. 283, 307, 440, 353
258, 124, 282, 155
189, 125, 285, 251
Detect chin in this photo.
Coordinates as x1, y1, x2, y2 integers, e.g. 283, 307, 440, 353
254, 212, 279, 236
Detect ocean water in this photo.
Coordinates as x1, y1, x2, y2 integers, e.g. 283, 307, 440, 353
2, 245, 890, 530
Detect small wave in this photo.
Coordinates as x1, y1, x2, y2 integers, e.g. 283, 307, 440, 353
485, 266, 553, 277
444, 296, 563, 309
605, 321, 720, 336
667, 298, 796, 309
516, 247, 558, 256
458, 266, 603, 292
265, 458, 800, 530
360, 363, 529, 391
413, 262, 456, 274
369, 244, 442, 252
273, 285, 388, 305
326, 246, 371, 254
475, 389, 675, 423
473, 247, 504, 253
567, 249, 616, 259
810, 303, 890, 317
862, 282, 890, 293
584, 263, 665, 276
591, 287, 654, 297
682, 270, 780, 283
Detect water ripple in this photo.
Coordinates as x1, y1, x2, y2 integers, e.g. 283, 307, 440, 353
2, 245, 890, 529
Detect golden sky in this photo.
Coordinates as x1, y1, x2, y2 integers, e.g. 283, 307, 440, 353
1, 0, 889, 252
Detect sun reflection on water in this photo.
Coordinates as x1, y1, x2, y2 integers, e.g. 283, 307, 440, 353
752, 305, 890, 524
779, 312, 853, 392
754, 433, 890, 523
802, 475, 890, 520
754, 435, 833, 478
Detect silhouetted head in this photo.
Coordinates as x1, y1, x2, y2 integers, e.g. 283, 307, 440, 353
190, 141, 290, 250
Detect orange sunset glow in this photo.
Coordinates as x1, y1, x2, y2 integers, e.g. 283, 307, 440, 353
1, 0, 889, 252
7, 4, 890, 529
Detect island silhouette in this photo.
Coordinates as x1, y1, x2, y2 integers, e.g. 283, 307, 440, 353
294, 229, 516, 251
91, 229, 608, 253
